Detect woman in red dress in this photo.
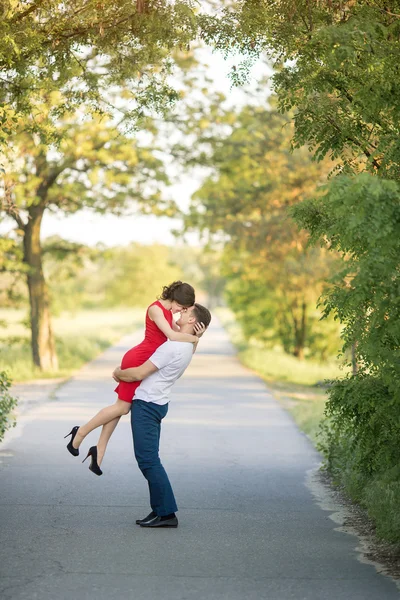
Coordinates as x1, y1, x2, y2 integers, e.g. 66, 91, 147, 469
65, 281, 203, 475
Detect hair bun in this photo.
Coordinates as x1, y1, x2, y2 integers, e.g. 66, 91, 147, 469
160, 281, 195, 307
169, 281, 183, 292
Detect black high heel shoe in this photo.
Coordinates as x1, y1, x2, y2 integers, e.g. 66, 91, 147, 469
82, 446, 103, 476
65, 426, 80, 457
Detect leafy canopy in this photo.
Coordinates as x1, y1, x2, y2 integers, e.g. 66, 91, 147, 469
204, 1, 400, 177
186, 103, 340, 357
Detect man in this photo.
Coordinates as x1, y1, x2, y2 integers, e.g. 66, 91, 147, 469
113, 302, 212, 529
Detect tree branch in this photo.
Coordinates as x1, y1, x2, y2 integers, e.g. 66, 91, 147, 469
1, 178, 26, 229
318, 112, 382, 170
11, 1, 45, 23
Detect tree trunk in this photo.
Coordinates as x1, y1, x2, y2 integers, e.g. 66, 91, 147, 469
351, 341, 358, 376
23, 205, 58, 371
293, 301, 307, 360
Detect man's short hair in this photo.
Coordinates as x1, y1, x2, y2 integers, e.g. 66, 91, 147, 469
193, 303, 212, 328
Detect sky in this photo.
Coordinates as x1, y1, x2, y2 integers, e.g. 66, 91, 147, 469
2, 48, 269, 248
39, 179, 202, 247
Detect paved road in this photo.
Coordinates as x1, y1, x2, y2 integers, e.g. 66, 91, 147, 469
0, 319, 398, 600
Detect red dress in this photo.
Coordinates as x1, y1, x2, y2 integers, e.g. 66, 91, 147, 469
115, 300, 173, 403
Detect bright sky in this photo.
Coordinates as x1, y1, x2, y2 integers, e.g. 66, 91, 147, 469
40, 180, 202, 247
3, 49, 270, 248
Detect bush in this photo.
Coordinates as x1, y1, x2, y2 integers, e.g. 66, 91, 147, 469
323, 375, 399, 477
294, 173, 400, 543
0, 371, 18, 443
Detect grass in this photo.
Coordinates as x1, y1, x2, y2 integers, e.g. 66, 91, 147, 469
216, 307, 348, 443
0, 308, 144, 383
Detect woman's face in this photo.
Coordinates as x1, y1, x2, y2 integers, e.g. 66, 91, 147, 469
171, 300, 185, 314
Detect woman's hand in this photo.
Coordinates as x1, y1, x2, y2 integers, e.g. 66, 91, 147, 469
112, 366, 121, 382
194, 322, 206, 338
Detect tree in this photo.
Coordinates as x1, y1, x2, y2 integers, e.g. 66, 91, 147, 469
293, 174, 400, 528
205, 1, 400, 178
185, 104, 338, 358
0, 2, 187, 136
223, 245, 339, 360
1, 92, 168, 370
94, 244, 183, 308
39, 240, 185, 312
293, 173, 400, 388
198, 1, 400, 537
0, 1, 259, 144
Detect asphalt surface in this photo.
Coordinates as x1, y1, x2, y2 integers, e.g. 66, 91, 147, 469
1, 319, 399, 600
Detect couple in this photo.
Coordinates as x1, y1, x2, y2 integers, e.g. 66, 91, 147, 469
65, 281, 212, 528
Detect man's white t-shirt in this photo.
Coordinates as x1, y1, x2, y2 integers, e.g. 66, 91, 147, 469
133, 341, 193, 405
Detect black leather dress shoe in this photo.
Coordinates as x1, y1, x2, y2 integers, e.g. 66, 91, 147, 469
140, 515, 178, 528
136, 511, 156, 525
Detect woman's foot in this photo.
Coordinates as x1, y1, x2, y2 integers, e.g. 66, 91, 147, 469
64, 426, 80, 457
82, 446, 103, 476
71, 427, 85, 450
96, 447, 105, 467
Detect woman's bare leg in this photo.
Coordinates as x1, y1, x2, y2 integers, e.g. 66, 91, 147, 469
96, 416, 121, 466
73, 399, 130, 449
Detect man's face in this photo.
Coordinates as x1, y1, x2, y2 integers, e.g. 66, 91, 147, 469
176, 305, 196, 327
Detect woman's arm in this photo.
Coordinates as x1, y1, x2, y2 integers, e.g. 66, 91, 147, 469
171, 320, 180, 332
148, 305, 198, 343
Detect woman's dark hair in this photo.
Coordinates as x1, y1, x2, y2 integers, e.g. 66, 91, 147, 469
160, 281, 195, 307
193, 303, 212, 328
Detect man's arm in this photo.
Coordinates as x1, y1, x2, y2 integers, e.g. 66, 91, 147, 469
113, 360, 158, 382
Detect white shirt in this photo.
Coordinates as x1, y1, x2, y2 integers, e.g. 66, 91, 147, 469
134, 341, 193, 405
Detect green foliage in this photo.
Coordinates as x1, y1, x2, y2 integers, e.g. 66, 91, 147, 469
186, 104, 340, 358
319, 376, 400, 543
0, 371, 18, 442
0, 1, 205, 140
293, 173, 400, 390
207, 1, 400, 178
95, 244, 183, 308
3, 97, 170, 221
41, 237, 94, 314
224, 249, 341, 360
294, 173, 400, 542
364, 470, 400, 543
40, 242, 185, 312
322, 375, 399, 477
198, 0, 400, 543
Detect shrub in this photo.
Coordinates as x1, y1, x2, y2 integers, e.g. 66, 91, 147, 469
295, 173, 400, 542
0, 371, 18, 443
323, 375, 399, 478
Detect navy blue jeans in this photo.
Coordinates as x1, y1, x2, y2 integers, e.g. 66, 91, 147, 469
131, 399, 178, 517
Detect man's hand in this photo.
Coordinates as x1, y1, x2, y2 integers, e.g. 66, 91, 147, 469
113, 366, 122, 382
194, 322, 206, 337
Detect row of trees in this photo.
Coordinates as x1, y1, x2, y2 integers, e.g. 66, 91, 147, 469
2, 96, 171, 370
0, 0, 241, 372
183, 104, 340, 360
187, 0, 400, 539
0, 240, 223, 315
